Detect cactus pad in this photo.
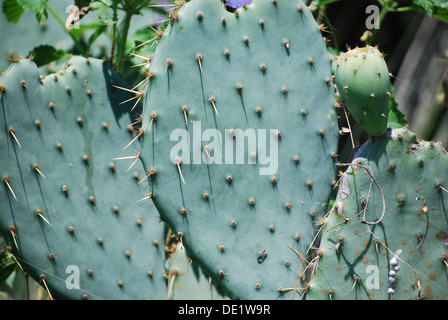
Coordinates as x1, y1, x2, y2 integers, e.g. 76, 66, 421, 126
140, 0, 339, 299
166, 242, 228, 300
308, 128, 448, 300
0, 57, 167, 299
332, 46, 390, 137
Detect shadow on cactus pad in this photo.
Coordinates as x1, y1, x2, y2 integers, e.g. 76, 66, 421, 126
0, 57, 167, 300
308, 128, 448, 300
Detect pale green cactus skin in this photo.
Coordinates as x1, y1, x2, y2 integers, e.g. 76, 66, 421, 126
307, 128, 448, 300
332, 46, 390, 137
139, 0, 340, 299
0, 57, 167, 300
166, 243, 228, 300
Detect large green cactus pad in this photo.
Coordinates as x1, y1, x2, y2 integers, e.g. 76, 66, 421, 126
140, 0, 339, 299
308, 128, 448, 300
0, 57, 167, 299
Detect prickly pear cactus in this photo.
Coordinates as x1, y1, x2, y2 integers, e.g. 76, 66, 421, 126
307, 128, 448, 300
166, 242, 228, 300
332, 46, 390, 137
140, 0, 339, 299
0, 57, 167, 299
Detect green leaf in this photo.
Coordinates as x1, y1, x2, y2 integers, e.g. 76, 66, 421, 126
95, 0, 113, 7
412, 0, 448, 21
129, 25, 158, 56
413, 0, 436, 15
327, 46, 340, 58
2, 0, 25, 23
17, 0, 48, 23
29, 45, 67, 67
68, 21, 107, 45
145, 4, 171, 16
388, 84, 408, 129
0, 251, 18, 287
433, 4, 448, 22
86, 24, 108, 51
3, 269, 17, 289
97, 15, 116, 25
75, 0, 92, 7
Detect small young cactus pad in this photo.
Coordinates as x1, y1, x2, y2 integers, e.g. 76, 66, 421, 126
166, 243, 228, 300
0, 57, 167, 299
140, 0, 339, 299
332, 46, 390, 137
307, 128, 448, 300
